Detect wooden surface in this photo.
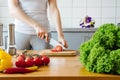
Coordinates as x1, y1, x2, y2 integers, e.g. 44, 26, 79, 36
17, 49, 77, 57
0, 50, 120, 80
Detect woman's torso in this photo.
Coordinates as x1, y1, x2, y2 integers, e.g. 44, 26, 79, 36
15, 0, 50, 34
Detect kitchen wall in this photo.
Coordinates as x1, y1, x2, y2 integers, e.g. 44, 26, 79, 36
57, 0, 120, 28
0, 0, 120, 30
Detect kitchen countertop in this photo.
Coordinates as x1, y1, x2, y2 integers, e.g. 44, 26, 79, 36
0, 50, 119, 80
3, 28, 98, 33
51, 28, 98, 32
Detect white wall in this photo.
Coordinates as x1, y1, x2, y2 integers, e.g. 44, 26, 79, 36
0, 0, 14, 31
57, 0, 120, 28
0, 0, 120, 30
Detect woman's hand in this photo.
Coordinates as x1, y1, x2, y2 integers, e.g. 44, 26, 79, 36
34, 25, 49, 42
58, 37, 68, 48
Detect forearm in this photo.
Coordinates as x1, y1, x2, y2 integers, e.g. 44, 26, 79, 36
50, 9, 64, 38
8, 0, 40, 29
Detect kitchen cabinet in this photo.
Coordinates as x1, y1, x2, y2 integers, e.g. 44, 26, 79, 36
51, 28, 97, 50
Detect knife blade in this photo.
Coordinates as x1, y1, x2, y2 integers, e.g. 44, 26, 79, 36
49, 38, 66, 49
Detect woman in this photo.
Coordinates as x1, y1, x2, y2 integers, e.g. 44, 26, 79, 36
8, 0, 68, 50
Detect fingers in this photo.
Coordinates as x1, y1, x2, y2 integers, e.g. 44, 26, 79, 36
63, 40, 68, 48
37, 32, 45, 39
64, 41, 68, 48
37, 32, 49, 42
45, 33, 49, 42
38, 32, 42, 38
41, 32, 45, 39
59, 39, 68, 48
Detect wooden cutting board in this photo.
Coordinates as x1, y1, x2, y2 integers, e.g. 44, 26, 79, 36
39, 49, 77, 57
17, 49, 77, 57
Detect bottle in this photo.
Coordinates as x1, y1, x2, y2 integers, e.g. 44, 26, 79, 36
0, 23, 3, 49
7, 23, 16, 56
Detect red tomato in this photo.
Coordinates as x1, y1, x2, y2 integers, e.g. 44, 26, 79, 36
55, 45, 63, 52
25, 57, 34, 67
33, 57, 43, 66
51, 48, 59, 52
15, 59, 25, 68
51, 45, 63, 52
16, 54, 25, 61
41, 55, 50, 65
15, 54, 26, 67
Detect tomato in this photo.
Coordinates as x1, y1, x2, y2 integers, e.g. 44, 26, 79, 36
55, 45, 63, 52
15, 59, 25, 68
15, 54, 26, 67
51, 49, 59, 52
51, 45, 63, 52
16, 54, 25, 61
41, 55, 50, 65
33, 56, 43, 66
25, 57, 34, 67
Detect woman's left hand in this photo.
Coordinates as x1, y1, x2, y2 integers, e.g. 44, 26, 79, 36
58, 37, 68, 48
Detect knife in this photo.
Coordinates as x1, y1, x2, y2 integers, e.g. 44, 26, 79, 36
49, 38, 67, 50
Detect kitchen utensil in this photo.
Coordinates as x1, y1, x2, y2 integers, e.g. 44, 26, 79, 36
0, 24, 3, 47
49, 38, 67, 50
39, 49, 77, 57
7, 23, 16, 56
7, 47, 16, 56
8, 23, 15, 45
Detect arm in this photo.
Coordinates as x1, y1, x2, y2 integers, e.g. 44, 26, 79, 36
48, 0, 68, 48
8, 0, 39, 28
8, 0, 49, 42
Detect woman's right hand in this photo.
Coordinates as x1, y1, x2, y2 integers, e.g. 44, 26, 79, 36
34, 25, 49, 42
